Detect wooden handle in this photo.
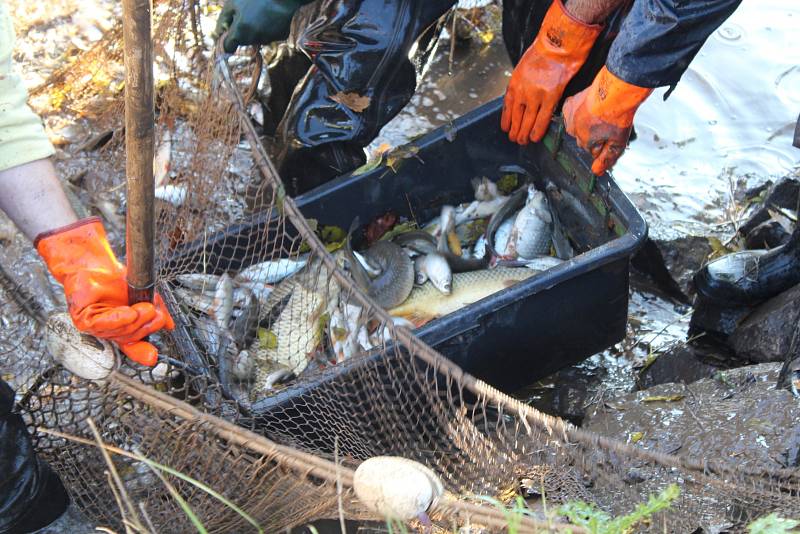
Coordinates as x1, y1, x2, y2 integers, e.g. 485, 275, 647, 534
122, 0, 155, 304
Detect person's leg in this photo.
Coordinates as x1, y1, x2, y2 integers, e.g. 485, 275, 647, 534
275, 0, 456, 196
0, 380, 69, 534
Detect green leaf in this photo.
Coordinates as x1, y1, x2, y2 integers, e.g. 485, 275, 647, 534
497, 173, 519, 195
748, 514, 800, 534
352, 155, 384, 176
258, 328, 278, 350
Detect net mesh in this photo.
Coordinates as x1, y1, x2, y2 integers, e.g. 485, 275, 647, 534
2, 1, 799, 532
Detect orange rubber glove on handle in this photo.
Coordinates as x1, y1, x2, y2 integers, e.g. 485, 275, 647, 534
501, 0, 602, 145
562, 66, 653, 175
35, 217, 174, 367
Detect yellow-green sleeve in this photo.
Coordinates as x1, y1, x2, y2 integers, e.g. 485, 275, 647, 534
0, 2, 55, 172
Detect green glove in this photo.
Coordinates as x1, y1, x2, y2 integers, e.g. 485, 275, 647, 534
214, 0, 311, 53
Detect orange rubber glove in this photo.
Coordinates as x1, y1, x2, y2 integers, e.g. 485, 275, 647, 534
35, 217, 174, 367
562, 66, 653, 175
501, 0, 602, 145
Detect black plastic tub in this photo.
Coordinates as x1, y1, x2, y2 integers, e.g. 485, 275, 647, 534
163, 97, 647, 404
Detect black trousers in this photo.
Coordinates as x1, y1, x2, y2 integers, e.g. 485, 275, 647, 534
0, 380, 68, 534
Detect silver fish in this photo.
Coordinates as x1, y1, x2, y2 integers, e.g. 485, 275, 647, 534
345, 218, 414, 309
414, 253, 452, 295
353, 251, 382, 277
472, 235, 487, 259
237, 279, 273, 312
230, 350, 255, 381
395, 231, 488, 272
485, 186, 528, 258
507, 186, 552, 259
211, 273, 234, 330
522, 256, 565, 271
236, 257, 308, 285
455, 196, 509, 225
413, 256, 429, 285
174, 287, 216, 315
263, 368, 295, 390
471, 176, 500, 201
230, 287, 259, 349
495, 218, 514, 256
176, 273, 220, 294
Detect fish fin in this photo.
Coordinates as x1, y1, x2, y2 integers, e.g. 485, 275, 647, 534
392, 311, 432, 328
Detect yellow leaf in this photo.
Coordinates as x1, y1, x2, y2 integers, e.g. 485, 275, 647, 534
257, 328, 278, 350
330, 92, 371, 113
478, 30, 495, 44
386, 145, 421, 172
447, 231, 462, 256
641, 394, 684, 403
630, 431, 644, 443
374, 143, 392, 156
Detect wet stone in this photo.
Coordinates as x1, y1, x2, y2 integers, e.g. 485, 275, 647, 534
730, 283, 800, 363
636, 343, 732, 390
585, 363, 800, 470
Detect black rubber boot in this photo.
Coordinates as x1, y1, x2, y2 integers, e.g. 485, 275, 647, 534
275, 0, 456, 196
693, 226, 800, 307
0, 380, 70, 534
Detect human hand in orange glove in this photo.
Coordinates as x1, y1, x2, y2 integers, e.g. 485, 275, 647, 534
562, 66, 653, 175
501, 0, 602, 145
35, 217, 174, 367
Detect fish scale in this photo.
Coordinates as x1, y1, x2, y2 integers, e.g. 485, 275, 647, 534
389, 267, 536, 327
250, 256, 341, 399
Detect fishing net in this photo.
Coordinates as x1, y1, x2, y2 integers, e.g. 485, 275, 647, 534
2, 1, 799, 532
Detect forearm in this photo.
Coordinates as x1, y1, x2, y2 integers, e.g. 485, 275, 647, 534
0, 158, 77, 240
605, 0, 742, 88
565, 0, 628, 24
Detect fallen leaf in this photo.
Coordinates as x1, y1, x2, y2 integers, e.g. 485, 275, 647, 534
386, 145, 421, 172
641, 395, 685, 403
366, 211, 399, 245
378, 220, 418, 242
352, 155, 384, 176
630, 431, 644, 443
330, 92, 371, 113
257, 328, 278, 350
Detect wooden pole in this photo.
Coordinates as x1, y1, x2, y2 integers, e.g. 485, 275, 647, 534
122, 0, 155, 304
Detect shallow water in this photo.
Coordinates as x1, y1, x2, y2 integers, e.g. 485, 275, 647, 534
613, 0, 800, 239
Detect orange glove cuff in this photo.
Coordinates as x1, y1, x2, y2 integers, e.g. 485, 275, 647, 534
583, 67, 653, 128
532, 0, 603, 71
35, 217, 122, 284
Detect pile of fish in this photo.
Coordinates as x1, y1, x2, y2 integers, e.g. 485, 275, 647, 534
172, 176, 573, 403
